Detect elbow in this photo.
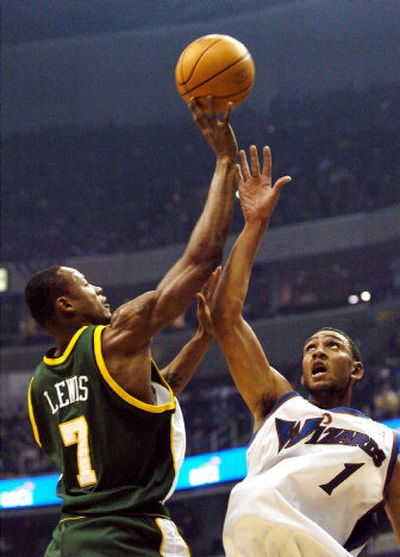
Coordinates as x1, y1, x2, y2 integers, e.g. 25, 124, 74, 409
192, 242, 223, 269
189, 246, 223, 277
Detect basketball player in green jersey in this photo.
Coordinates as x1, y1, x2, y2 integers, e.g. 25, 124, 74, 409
25, 97, 237, 557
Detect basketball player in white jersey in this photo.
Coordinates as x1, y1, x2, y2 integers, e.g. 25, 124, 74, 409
207, 145, 400, 556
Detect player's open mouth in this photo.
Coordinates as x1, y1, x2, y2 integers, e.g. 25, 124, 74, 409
312, 362, 328, 377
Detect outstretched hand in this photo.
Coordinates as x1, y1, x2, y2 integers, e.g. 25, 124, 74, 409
195, 266, 222, 337
236, 145, 292, 224
189, 97, 238, 159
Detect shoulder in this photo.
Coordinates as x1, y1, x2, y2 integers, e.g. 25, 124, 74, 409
269, 391, 304, 413
103, 291, 160, 350
253, 391, 303, 433
110, 291, 159, 326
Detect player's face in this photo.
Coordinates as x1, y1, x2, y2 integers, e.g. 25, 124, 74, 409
58, 267, 112, 325
301, 330, 363, 400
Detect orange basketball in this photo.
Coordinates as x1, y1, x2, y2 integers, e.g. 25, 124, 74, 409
175, 34, 255, 113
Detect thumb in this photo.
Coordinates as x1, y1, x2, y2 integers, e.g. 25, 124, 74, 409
273, 175, 292, 193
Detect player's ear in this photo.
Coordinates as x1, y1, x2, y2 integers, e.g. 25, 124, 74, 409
300, 374, 305, 386
55, 296, 74, 316
351, 361, 364, 384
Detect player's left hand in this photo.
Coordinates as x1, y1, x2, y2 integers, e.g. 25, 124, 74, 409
189, 97, 238, 160
196, 266, 222, 337
236, 145, 292, 224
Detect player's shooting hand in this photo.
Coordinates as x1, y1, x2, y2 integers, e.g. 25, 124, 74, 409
189, 97, 238, 159
236, 145, 292, 224
195, 266, 222, 337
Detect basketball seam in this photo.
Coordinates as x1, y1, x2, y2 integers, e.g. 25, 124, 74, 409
181, 53, 252, 96
178, 38, 224, 86
194, 83, 253, 102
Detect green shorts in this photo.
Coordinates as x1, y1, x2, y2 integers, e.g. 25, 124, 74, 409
45, 514, 191, 557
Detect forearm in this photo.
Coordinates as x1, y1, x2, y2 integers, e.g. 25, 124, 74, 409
157, 156, 235, 294
161, 330, 214, 395
186, 157, 236, 261
213, 219, 268, 319
155, 157, 236, 317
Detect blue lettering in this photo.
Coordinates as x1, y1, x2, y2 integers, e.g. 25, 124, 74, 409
274, 417, 385, 467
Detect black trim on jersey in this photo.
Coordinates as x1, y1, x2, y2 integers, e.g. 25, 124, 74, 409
344, 501, 384, 552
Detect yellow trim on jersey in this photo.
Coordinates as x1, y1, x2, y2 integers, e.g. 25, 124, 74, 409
155, 518, 191, 557
27, 377, 42, 448
151, 359, 178, 478
150, 357, 175, 400
43, 326, 89, 365
93, 325, 175, 413
60, 515, 86, 523
156, 518, 167, 557
169, 410, 177, 477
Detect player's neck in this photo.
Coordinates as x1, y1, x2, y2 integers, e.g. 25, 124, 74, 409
48, 323, 86, 358
309, 391, 352, 410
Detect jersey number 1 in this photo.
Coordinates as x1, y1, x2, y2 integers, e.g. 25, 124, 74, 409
319, 462, 364, 495
59, 416, 97, 487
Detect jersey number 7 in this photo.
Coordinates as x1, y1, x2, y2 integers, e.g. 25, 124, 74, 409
59, 416, 97, 488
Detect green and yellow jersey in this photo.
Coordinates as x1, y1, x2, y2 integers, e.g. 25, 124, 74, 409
28, 325, 186, 518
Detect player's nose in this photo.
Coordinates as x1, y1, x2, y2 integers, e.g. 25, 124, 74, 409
312, 347, 327, 358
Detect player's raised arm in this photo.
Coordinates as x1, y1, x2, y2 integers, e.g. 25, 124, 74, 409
211, 146, 293, 428
160, 268, 220, 395
104, 98, 237, 352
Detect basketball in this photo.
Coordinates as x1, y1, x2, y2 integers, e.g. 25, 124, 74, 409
175, 34, 255, 113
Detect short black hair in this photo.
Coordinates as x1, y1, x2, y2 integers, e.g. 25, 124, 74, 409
316, 327, 362, 361
25, 266, 70, 327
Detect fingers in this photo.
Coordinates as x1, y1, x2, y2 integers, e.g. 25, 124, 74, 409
197, 266, 222, 307
239, 146, 264, 179
222, 102, 233, 124
262, 146, 271, 179
188, 98, 207, 132
238, 149, 251, 180
208, 266, 222, 297
238, 144, 292, 191
205, 96, 217, 124
236, 163, 244, 186
189, 96, 216, 121
249, 145, 261, 177
203, 266, 222, 295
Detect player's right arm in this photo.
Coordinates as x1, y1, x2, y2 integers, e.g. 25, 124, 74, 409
101, 99, 237, 396
211, 146, 293, 429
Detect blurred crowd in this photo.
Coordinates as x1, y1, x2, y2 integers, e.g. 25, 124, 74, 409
2, 85, 400, 263
1, 323, 399, 478
2, 246, 399, 346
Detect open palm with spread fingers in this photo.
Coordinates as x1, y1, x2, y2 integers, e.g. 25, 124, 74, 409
236, 145, 292, 223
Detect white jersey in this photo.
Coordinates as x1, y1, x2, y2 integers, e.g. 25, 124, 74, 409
223, 392, 399, 557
